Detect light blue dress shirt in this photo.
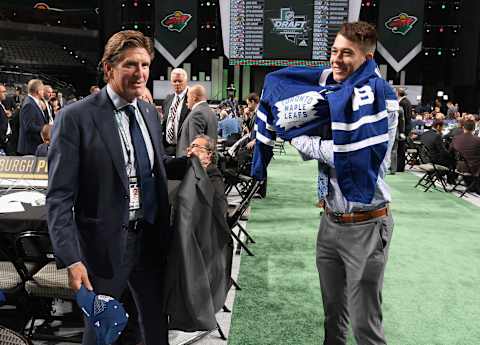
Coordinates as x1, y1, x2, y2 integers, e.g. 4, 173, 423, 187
291, 110, 398, 213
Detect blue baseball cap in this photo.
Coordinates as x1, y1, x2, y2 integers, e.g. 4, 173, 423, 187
75, 285, 129, 345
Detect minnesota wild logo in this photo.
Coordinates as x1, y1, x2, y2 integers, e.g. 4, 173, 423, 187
385, 13, 418, 35
161, 11, 192, 32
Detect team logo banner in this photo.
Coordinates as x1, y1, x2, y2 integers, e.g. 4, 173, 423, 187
154, 1, 197, 67
263, 0, 313, 60
377, 0, 424, 72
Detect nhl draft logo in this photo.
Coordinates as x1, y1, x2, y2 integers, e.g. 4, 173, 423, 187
385, 13, 418, 35
274, 91, 325, 130
161, 10, 192, 32
271, 8, 309, 46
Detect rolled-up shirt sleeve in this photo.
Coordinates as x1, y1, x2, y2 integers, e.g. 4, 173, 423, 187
290, 136, 334, 168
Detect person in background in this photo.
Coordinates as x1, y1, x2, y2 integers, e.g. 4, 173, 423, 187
57, 92, 65, 108
140, 87, 154, 104
162, 68, 190, 156
0, 83, 10, 154
396, 88, 411, 172
17, 79, 48, 155
35, 124, 52, 157
218, 108, 242, 142
176, 84, 218, 157
446, 100, 459, 119
219, 84, 240, 117
50, 97, 61, 117
390, 106, 405, 174
13, 86, 24, 108
42, 84, 55, 123
451, 119, 480, 192
89, 85, 101, 94
420, 120, 455, 172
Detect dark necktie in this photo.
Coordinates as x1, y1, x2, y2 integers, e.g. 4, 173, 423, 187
124, 105, 157, 224
167, 95, 181, 144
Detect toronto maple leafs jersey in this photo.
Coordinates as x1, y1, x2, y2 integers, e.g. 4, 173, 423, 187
252, 60, 399, 204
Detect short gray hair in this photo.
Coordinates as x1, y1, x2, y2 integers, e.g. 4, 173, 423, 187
171, 68, 188, 80
194, 134, 215, 153
27, 79, 44, 95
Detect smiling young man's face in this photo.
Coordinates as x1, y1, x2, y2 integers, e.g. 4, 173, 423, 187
330, 34, 373, 83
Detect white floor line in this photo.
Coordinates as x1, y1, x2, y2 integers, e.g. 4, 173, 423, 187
408, 169, 480, 207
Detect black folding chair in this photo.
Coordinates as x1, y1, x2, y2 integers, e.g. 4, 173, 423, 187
405, 136, 420, 169
0, 235, 30, 333
227, 180, 263, 256
14, 231, 81, 343
414, 144, 450, 192
272, 138, 287, 156
449, 151, 480, 197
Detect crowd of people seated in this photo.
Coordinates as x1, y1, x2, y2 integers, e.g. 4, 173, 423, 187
400, 93, 480, 193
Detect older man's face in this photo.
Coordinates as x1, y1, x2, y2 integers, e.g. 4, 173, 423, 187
186, 137, 212, 168
44, 86, 53, 100
105, 47, 151, 102
170, 72, 187, 94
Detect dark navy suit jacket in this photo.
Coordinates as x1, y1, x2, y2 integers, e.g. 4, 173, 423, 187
47, 87, 185, 278
17, 96, 47, 155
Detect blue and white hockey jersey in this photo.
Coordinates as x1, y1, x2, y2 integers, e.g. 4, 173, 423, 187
252, 59, 399, 204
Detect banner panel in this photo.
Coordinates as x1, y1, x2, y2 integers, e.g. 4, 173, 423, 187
377, 0, 425, 72
154, 0, 197, 67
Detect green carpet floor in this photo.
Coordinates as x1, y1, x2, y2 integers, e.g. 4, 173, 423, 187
228, 146, 480, 345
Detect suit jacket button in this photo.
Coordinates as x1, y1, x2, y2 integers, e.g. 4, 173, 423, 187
124, 195, 128, 199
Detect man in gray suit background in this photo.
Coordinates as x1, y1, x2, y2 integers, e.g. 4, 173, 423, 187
162, 68, 190, 156
176, 84, 217, 157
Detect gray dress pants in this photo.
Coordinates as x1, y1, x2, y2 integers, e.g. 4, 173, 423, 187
316, 212, 394, 345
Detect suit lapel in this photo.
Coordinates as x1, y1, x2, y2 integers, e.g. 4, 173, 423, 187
137, 100, 163, 166
90, 89, 128, 192
179, 102, 189, 130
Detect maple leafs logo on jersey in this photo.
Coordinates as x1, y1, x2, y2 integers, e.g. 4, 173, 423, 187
274, 91, 325, 131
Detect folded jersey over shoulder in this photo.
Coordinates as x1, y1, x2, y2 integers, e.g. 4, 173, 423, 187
251, 60, 399, 203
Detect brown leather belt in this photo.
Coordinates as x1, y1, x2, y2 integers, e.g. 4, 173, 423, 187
324, 206, 389, 224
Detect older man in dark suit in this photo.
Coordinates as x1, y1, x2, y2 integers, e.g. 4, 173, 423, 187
47, 30, 185, 345
17, 79, 48, 155
420, 120, 454, 168
452, 119, 480, 178
162, 68, 190, 156
176, 84, 217, 156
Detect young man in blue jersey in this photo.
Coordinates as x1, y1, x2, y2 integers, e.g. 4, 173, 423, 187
291, 22, 397, 345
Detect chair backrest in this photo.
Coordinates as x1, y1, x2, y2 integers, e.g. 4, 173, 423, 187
227, 180, 262, 227
14, 231, 54, 278
0, 325, 32, 345
0, 235, 29, 282
417, 143, 431, 164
